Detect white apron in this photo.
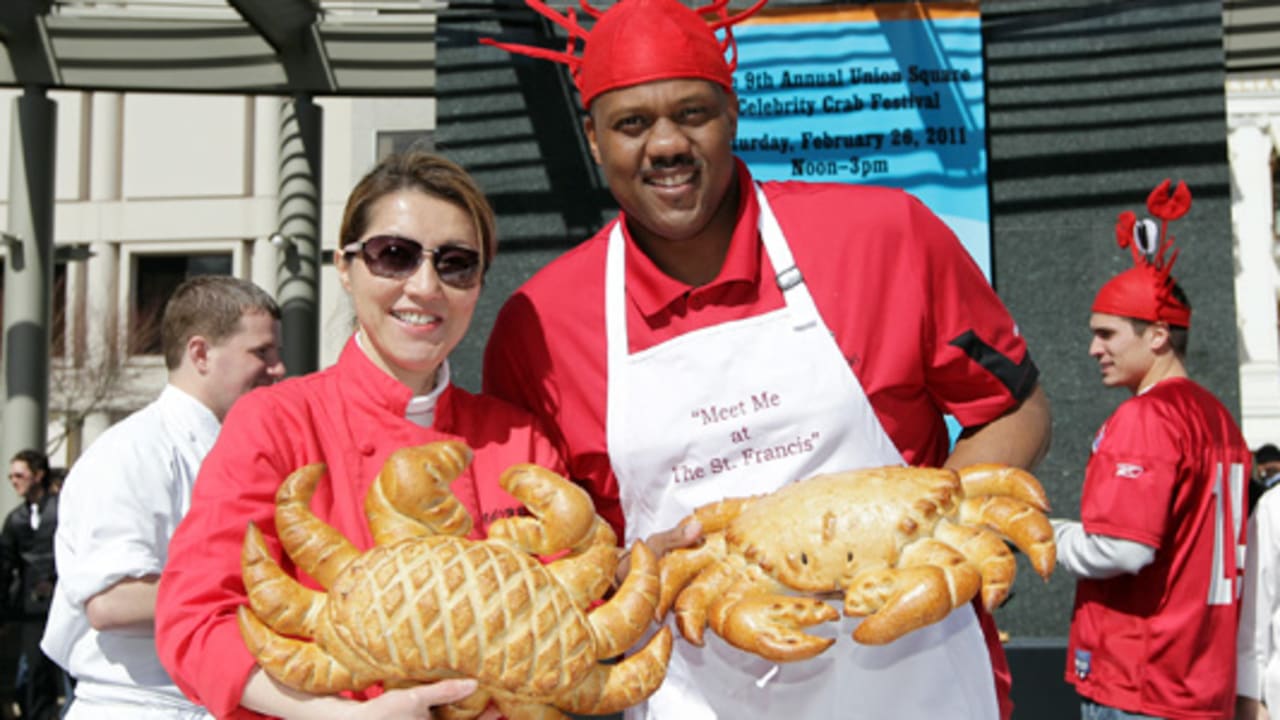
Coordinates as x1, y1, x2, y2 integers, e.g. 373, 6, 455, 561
605, 185, 998, 720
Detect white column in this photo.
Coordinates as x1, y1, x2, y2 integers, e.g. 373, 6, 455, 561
251, 96, 280, 296
81, 412, 112, 448
90, 92, 121, 201
1230, 121, 1280, 447
80, 92, 123, 453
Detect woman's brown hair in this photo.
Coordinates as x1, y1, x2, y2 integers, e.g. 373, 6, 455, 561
338, 151, 497, 274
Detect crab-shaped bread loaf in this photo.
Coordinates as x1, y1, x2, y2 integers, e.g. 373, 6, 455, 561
657, 464, 1055, 662
237, 440, 672, 720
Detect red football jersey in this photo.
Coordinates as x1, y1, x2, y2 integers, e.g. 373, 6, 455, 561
1066, 377, 1250, 720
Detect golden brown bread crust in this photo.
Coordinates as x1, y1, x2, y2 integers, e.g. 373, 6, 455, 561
242, 522, 325, 638
239, 440, 669, 717
958, 495, 1056, 579
657, 463, 1057, 660
487, 464, 600, 555
322, 535, 596, 696
958, 463, 1051, 512
932, 520, 1015, 610
846, 566, 952, 645
364, 444, 474, 547
238, 605, 363, 693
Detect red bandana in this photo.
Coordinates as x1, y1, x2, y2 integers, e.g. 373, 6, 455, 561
481, 0, 769, 107
1091, 179, 1192, 327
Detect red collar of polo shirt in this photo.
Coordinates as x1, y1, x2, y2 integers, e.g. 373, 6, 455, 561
339, 334, 415, 414
623, 160, 760, 319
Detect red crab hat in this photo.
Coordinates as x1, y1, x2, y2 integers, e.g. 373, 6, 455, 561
481, 0, 769, 108
1091, 179, 1193, 327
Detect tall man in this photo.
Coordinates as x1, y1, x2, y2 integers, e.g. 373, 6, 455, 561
41, 276, 284, 719
1054, 181, 1249, 720
481, 1, 1051, 717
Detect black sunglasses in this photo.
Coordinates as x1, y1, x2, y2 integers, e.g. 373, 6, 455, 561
342, 235, 483, 289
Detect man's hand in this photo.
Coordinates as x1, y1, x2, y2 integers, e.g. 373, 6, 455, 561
615, 520, 703, 586
648, 520, 704, 558
1236, 695, 1269, 720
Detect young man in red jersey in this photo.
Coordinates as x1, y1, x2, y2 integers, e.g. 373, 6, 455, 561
1054, 181, 1250, 720
482, 1, 1050, 718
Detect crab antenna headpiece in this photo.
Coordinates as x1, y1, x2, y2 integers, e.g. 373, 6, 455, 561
1092, 179, 1193, 327
481, 0, 770, 107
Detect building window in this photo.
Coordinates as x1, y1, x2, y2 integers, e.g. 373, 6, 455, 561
129, 253, 232, 355
51, 262, 67, 358
0, 259, 69, 358
376, 130, 434, 160
1272, 149, 1279, 242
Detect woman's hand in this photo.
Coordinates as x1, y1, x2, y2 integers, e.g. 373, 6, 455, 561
615, 520, 703, 586
352, 679, 492, 720
242, 668, 493, 720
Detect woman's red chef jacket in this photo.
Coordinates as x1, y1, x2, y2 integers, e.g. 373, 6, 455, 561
154, 337, 567, 719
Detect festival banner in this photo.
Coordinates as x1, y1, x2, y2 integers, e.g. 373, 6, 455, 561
733, 2, 990, 275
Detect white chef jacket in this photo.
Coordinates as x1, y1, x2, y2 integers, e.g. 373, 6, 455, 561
1240, 487, 1280, 706
42, 385, 217, 718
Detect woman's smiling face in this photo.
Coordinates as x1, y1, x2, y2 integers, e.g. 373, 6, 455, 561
337, 189, 482, 394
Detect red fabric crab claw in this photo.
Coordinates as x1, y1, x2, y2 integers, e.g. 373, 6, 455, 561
1114, 211, 1136, 250
1146, 179, 1192, 222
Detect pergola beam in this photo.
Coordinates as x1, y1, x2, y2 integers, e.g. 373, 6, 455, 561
228, 0, 335, 93
0, 0, 59, 87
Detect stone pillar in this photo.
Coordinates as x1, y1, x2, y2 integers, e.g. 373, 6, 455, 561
89, 92, 121, 202
275, 95, 322, 376
1229, 121, 1280, 446
3, 88, 57, 509
80, 91, 123, 453
251, 96, 280, 297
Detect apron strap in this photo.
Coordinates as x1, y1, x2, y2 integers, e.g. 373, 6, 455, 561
754, 184, 823, 332
604, 218, 640, 524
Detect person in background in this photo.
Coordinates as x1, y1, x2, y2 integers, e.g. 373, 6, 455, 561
43, 467, 66, 498
2, 449, 62, 720
1250, 444, 1280, 513
1237, 444, 1280, 720
1053, 181, 1249, 720
1240, 470, 1280, 720
481, 1, 1051, 717
154, 151, 564, 720
41, 275, 285, 719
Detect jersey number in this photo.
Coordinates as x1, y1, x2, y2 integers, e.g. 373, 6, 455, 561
1208, 461, 1246, 606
